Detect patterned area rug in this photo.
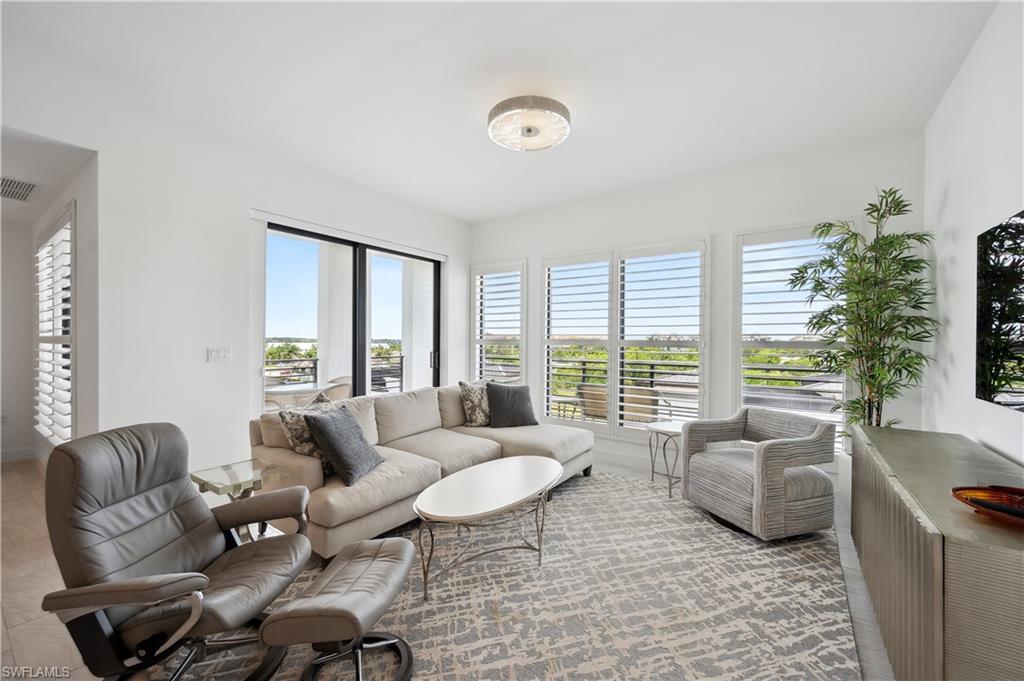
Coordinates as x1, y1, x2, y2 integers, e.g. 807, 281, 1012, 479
156, 473, 860, 680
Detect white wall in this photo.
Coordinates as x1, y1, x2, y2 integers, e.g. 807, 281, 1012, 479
923, 2, 1024, 463
1, 221, 34, 459
4, 53, 471, 470
472, 134, 926, 462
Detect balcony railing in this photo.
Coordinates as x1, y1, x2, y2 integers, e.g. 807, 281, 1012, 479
370, 353, 404, 393
265, 358, 318, 385
740, 347, 843, 416
546, 352, 700, 427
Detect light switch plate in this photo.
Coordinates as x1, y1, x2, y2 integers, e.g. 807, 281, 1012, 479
207, 347, 232, 363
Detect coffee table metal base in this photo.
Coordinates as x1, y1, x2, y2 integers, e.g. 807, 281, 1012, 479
416, 494, 548, 601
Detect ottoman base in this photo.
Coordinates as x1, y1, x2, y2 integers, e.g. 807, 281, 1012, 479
302, 632, 412, 681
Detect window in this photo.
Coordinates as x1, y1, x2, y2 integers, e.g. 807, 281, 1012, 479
545, 258, 611, 423
263, 224, 441, 411
472, 263, 524, 383
35, 208, 74, 445
739, 233, 844, 446
544, 244, 705, 433
618, 249, 702, 428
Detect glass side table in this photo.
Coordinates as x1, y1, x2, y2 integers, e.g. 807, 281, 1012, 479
647, 421, 683, 499
191, 459, 290, 540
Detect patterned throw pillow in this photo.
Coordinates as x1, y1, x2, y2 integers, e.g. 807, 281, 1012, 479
458, 380, 490, 426
278, 395, 338, 475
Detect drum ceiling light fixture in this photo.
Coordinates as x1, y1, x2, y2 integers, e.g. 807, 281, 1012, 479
487, 95, 571, 152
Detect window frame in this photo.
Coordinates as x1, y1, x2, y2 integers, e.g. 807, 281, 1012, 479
470, 260, 527, 384
35, 202, 77, 446
541, 240, 707, 441
733, 223, 847, 450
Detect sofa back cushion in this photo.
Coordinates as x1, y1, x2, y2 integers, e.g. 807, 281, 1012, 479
257, 395, 377, 451
337, 396, 379, 445
259, 412, 293, 449
375, 387, 442, 443
437, 385, 466, 428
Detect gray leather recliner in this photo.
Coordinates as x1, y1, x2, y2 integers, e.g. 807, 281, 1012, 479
40, 422, 312, 680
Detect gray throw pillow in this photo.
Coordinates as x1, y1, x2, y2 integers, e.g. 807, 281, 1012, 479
486, 383, 538, 428
304, 406, 384, 486
459, 380, 490, 426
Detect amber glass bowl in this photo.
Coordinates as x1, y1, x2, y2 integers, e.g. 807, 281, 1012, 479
951, 486, 1024, 528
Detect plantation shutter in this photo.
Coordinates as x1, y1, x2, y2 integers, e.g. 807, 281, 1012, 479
35, 210, 74, 445
544, 257, 611, 423
472, 264, 524, 383
740, 234, 843, 448
617, 248, 703, 428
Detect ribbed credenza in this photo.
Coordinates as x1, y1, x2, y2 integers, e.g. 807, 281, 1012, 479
851, 427, 1024, 681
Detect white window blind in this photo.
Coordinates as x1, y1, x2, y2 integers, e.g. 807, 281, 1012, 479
618, 249, 702, 428
472, 264, 524, 383
740, 235, 843, 444
35, 212, 74, 445
544, 259, 610, 423
543, 244, 705, 433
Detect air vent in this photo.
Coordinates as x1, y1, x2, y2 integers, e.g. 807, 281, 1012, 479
2, 177, 37, 202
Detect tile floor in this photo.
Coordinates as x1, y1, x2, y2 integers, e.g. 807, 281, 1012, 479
1, 455, 894, 680
1, 458, 91, 679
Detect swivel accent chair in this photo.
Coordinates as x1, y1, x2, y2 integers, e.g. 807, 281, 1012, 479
40, 422, 312, 680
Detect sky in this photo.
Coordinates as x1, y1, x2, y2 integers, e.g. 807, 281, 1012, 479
265, 233, 403, 340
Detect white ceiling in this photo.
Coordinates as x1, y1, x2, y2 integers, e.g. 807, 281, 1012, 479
2, 2, 994, 223
1, 128, 95, 227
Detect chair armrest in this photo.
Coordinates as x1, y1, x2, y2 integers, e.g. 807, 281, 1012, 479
680, 409, 747, 456
42, 572, 208, 616
753, 423, 835, 469
212, 485, 309, 533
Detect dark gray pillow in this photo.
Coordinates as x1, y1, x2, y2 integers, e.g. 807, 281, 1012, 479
304, 406, 383, 485
486, 383, 538, 428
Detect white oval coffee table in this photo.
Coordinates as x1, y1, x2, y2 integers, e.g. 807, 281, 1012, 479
413, 456, 563, 601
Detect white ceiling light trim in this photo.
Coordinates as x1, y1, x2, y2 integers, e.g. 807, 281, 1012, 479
488, 95, 571, 152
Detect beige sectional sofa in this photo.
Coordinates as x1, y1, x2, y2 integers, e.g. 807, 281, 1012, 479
249, 384, 594, 557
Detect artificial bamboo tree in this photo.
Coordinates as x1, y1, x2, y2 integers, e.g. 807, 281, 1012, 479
790, 188, 939, 427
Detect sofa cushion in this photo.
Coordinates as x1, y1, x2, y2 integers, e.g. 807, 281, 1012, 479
688, 448, 833, 502
259, 412, 292, 449
335, 396, 378, 446
307, 446, 440, 528
437, 385, 466, 428
374, 387, 442, 444
452, 424, 593, 464
386, 428, 501, 476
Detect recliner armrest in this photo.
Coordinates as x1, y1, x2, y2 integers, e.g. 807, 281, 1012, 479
212, 485, 309, 533
42, 572, 209, 615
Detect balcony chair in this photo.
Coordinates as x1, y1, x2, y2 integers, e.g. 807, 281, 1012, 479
681, 407, 835, 541
40, 422, 312, 681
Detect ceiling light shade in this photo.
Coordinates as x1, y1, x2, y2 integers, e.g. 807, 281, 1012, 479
487, 95, 571, 151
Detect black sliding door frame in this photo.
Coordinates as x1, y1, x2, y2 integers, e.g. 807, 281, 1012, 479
267, 223, 442, 396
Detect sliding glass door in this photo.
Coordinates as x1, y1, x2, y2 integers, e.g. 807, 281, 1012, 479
264, 225, 439, 409
366, 251, 438, 394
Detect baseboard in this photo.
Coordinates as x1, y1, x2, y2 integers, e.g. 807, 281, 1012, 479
1, 447, 36, 462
